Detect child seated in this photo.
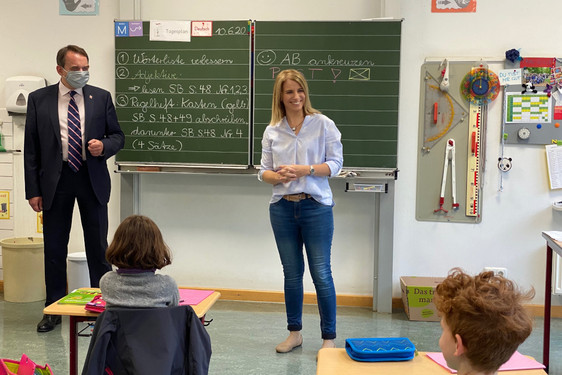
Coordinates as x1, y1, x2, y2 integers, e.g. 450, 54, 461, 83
100, 215, 179, 308
434, 268, 534, 375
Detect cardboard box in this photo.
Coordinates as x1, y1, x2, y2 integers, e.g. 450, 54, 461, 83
400, 276, 445, 322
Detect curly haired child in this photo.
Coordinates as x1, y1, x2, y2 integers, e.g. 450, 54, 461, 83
434, 268, 534, 375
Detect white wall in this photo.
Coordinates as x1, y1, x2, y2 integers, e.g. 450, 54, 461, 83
396, 0, 562, 305
135, 174, 376, 294
1, 0, 560, 305
0, 110, 16, 279
135, 0, 382, 21
0, 1, 122, 256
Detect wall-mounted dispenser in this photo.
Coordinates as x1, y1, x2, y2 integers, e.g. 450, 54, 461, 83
5, 76, 46, 115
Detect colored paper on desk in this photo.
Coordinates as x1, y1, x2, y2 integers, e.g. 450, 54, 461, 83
425, 351, 545, 373
58, 289, 99, 304
178, 289, 214, 305
84, 294, 106, 312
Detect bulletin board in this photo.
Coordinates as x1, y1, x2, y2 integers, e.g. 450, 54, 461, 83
416, 60, 494, 223
502, 58, 562, 145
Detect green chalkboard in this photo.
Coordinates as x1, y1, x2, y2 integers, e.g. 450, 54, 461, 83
114, 20, 252, 166
253, 21, 401, 169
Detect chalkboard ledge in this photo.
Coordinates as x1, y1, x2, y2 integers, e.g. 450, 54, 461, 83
116, 163, 254, 175
115, 163, 397, 180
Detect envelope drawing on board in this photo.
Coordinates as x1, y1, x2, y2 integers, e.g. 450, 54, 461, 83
349, 68, 371, 80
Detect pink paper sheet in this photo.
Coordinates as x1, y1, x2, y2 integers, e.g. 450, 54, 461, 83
178, 289, 214, 306
425, 351, 545, 373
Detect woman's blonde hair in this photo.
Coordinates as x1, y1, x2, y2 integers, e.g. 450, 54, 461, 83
106, 215, 172, 270
270, 69, 320, 125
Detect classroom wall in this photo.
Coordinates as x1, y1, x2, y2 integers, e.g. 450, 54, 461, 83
396, 0, 562, 306
1, 0, 560, 305
0, 1, 122, 274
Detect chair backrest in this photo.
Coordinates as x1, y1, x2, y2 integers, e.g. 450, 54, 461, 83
82, 305, 211, 375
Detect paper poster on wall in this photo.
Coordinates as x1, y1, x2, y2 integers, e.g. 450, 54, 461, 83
59, 0, 99, 15
504, 92, 552, 124
553, 91, 562, 120
114, 22, 143, 38
432, 0, 476, 13
150, 20, 191, 42
520, 57, 556, 86
498, 69, 522, 86
546, 145, 562, 189
0, 191, 9, 219
192, 21, 213, 37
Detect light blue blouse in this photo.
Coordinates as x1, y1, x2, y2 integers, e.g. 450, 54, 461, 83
259, 113, 343, 205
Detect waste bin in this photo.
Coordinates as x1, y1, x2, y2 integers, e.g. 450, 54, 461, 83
67, 251, 89, 291
1, 237, 45, 302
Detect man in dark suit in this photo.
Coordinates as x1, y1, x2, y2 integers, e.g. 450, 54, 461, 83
24, 45, 124, 332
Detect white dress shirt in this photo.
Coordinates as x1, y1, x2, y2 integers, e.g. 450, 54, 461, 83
260, 113, 343, 205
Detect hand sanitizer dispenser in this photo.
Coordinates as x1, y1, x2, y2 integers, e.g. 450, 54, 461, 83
5, 76, 46, 115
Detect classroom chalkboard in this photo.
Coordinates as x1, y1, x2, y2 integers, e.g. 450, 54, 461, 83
114, 20, 252, 166
253, 20, 402, 169
114, 20, 401, 169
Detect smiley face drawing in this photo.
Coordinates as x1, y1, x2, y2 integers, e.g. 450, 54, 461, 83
257, 50, 277, 65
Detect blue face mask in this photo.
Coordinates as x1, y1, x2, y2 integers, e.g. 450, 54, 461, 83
63, 69, 89, 89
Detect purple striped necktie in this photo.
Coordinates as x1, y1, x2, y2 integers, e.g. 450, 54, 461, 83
67, 90, 82, 172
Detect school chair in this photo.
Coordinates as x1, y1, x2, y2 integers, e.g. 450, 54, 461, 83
82, 305, 211, 375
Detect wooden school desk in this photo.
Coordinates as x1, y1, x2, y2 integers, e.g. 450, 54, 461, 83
43, 288, 221, 375
316, 349, 547, 375
541, 231, 562, 372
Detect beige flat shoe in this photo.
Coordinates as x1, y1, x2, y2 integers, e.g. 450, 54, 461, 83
276, 332, 303, 353
321, 339, 336, 349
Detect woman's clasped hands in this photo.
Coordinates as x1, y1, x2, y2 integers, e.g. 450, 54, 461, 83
275, 164, 306, 184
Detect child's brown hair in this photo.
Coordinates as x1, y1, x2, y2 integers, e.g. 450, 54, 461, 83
434, 268, 534, 373
106, 215, 172, 270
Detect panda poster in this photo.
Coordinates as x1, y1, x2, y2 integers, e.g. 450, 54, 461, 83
432, 0, 476, 13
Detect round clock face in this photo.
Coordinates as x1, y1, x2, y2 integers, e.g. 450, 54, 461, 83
518, 127, 531, 140
471, 78, 490, 96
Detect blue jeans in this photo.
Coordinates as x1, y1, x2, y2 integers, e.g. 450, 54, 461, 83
269, 197, 336, 339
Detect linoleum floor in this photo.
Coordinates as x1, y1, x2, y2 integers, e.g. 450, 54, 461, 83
0, 296, 560, 374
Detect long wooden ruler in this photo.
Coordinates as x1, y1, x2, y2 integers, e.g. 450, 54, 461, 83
466, 103, 484, 217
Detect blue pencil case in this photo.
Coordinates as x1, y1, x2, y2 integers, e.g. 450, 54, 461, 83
345, 337, 416, 362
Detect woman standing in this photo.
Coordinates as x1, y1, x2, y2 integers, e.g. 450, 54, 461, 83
259, 69, 343, 352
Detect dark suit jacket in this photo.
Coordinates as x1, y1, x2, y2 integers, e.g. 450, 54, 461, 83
82, 306, 212, 375
24, 83, 124, 210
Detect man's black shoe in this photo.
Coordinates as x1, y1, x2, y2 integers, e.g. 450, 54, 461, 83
37, 314, 62, 333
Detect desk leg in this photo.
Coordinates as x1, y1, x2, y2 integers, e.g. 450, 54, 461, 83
69, 316, 78, 375
544, 244, 553, 373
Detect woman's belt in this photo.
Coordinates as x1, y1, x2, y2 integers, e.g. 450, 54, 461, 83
282, 193, 312, 202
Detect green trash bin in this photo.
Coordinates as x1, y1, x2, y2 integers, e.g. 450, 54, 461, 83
1, 237, 45, 302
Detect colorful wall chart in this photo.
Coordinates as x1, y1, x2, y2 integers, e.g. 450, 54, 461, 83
505, 93, 551, 123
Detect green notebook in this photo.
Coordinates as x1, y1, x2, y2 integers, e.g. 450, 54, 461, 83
58, 289, 99, 304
